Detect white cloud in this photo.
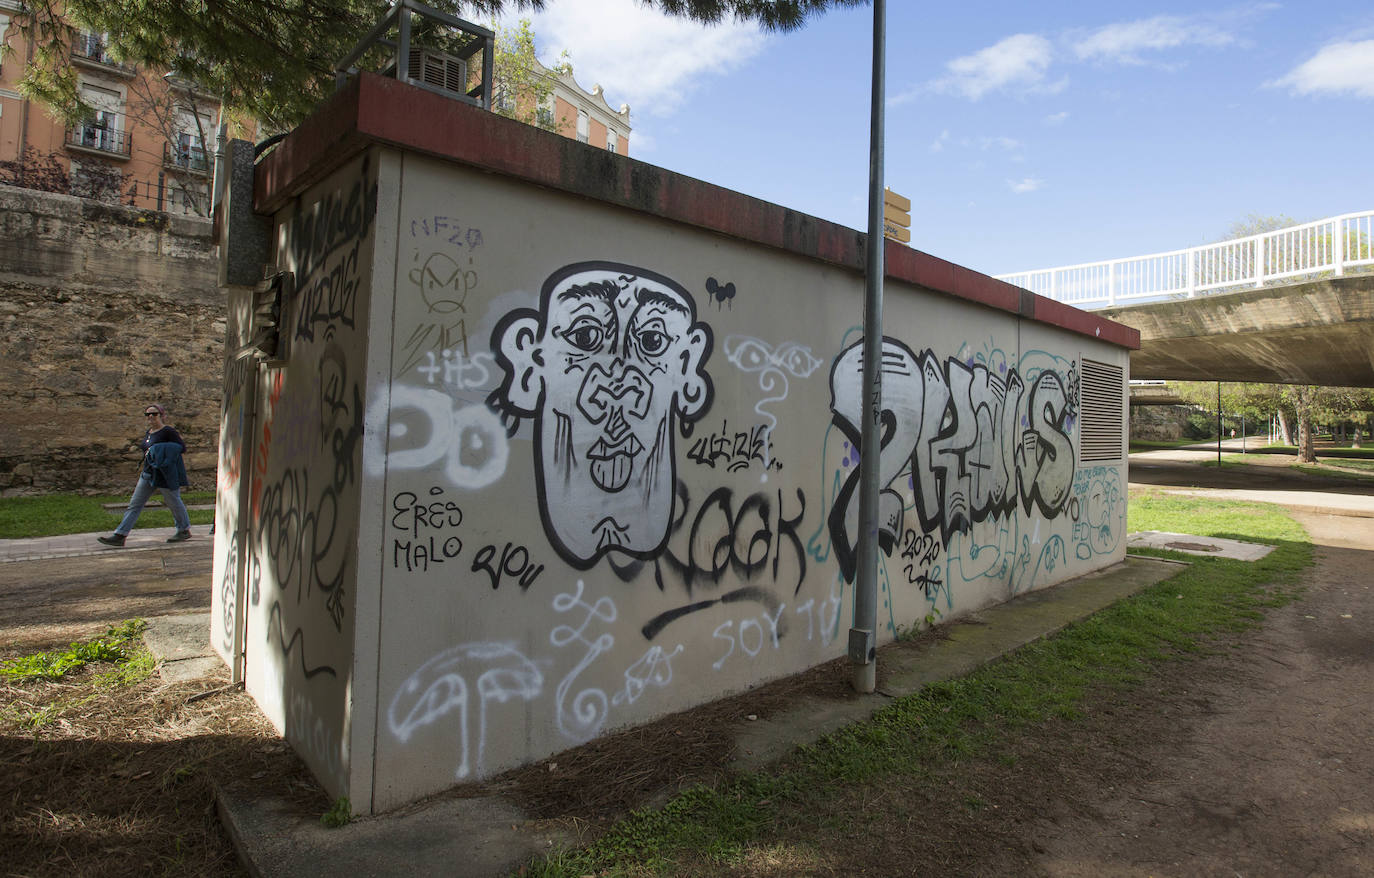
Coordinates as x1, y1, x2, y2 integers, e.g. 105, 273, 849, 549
528, 0, 766, 116
1269, 40, 1374, 98
929, 129, 950, 152
928, 34, 1058, 100
977, 135, 1021, 151
1072, 15, 1236, 65
1044, 110, 1069, 125
1008, 177, 1043, 194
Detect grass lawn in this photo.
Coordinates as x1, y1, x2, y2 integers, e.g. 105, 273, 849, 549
0, 491, 216, 540
522, 493, 1311, 877
1231, 444, 1374, 460
1197, 454, 1374, 480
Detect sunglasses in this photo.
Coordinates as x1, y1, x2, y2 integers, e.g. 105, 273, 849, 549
144, 411, 160, 417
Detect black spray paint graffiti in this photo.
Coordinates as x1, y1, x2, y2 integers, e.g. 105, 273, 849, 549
601, 480, 809, 599
653, 483, 808, 596
391, 487, 465, 573
705, 276, 736, 309
400, 219, 485, 372
826, 338, 1077, 582
390, 486, 547, 588
218, 529, 239, 656
290, 161, 377, 343
253, 375, 364, 630
250, 338, 364, 702
489, 262, 714, 569
686, 419, 781, 473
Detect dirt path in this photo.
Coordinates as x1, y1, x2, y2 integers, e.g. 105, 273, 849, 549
0, 545, 212, 651
1029, 509, 1374, 876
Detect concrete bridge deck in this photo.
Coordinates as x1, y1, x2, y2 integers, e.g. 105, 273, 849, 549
1099, 274, 1374, 386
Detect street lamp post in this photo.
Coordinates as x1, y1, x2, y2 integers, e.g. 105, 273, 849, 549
850, 0, 887, 694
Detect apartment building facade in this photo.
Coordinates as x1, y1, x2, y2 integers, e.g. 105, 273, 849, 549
548, 66, 630, 156
0, 4, 233, 217
493, 54, 631, 156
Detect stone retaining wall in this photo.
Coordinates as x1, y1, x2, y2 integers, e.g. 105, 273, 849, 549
0, 186, 225, 495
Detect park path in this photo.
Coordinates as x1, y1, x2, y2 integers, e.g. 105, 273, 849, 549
1024, 492, 1374, 874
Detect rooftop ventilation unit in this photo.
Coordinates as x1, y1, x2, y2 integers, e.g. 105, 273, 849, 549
335, 0, 493, 109
407, 48, 466, 95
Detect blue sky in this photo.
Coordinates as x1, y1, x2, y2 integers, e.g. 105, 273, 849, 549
519, 1, 1374, 276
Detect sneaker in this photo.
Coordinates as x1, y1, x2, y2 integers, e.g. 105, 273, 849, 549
97, 534, 126, 547
166, 530, 192, 543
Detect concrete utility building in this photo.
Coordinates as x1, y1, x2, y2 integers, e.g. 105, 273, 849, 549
211, 72, 1138, 815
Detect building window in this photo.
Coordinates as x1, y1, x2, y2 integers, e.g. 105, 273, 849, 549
607, 129, 617, 152
170, 132, 208, 172
73, 30, 111, 64
576, 110, 588, 143
535, 106, 554, 128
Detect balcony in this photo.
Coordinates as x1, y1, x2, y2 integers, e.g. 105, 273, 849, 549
70, 33, 133, 75
67, 124, 132, 159
164, 142, 210, 174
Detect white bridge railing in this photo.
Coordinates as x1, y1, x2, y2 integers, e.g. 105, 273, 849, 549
996, 210, 1374, 309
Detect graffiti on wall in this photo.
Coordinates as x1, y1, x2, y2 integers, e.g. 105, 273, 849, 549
291, 163, 377, 345
246, 159, 377, 697
400, 217, 486, 372
723, 336, 823, 479
347, 230, 1125, 789
387, 641, 543, 780
822, 337, 1078, 583
489, 262, 714, 569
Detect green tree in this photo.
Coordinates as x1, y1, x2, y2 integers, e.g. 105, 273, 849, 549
489, 18, 571, 133
5, 0, 861, 132
1169, 381, 1374, 463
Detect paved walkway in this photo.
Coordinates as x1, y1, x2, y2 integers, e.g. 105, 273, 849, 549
0, 526, 213, 563
1130, 444, 1374, 517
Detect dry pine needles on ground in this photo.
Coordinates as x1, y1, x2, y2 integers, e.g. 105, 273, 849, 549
0, 642, 325, 878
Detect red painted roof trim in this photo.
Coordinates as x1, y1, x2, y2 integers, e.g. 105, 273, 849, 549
256, 73, 1139, 351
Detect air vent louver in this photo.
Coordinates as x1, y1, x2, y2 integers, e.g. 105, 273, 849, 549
1080, 358, 1124, 462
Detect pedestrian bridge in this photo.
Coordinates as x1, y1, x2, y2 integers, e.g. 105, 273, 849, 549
996, 210, 1374, 386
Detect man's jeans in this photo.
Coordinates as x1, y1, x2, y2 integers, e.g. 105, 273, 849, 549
115, 473, 191, 535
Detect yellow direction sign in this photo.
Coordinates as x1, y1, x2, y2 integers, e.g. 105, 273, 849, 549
883, 188, 910, 242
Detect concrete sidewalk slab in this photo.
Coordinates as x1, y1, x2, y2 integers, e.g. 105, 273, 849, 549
1127, 530, 1276, 561
218, 554, 1182, 878
142, 613, 223, 682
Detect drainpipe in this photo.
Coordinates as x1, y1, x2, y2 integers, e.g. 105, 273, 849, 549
850, 0, 886, 695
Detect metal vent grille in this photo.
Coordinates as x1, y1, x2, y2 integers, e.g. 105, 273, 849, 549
408, 48, 467, 94
1079, 358, 1124, 462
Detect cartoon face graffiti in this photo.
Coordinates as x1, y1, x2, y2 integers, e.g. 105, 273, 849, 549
491, 262, 713, 568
